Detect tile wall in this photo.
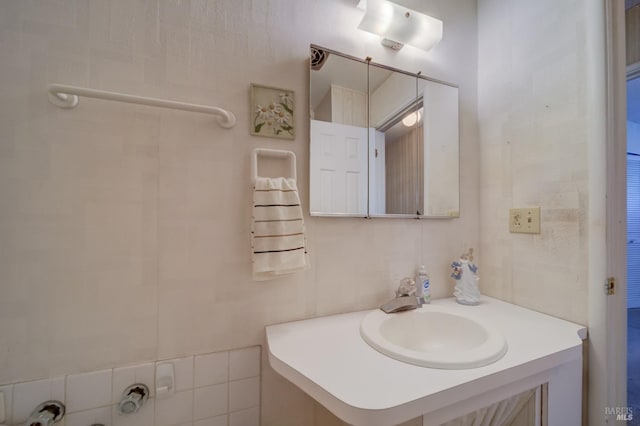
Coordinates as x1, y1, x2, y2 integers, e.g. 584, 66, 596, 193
0, 0, 479, 424
0, 0, 478, 385
0, 346, 260, 426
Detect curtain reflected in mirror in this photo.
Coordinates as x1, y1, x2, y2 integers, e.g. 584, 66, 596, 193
384, 112, 424, 215
367, 62, 420, 216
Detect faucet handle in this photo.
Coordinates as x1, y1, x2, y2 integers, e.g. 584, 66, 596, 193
396, 277, 416, 297
25, 401, 65, 426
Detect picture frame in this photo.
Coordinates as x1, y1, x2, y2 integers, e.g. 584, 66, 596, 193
250, 83, 295, 140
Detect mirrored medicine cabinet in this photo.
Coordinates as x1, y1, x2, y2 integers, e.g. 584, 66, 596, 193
309, 45, 460, 219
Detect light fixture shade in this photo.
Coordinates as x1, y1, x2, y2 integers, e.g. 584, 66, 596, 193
401, 110, 422, 127
357, 0, 443, 52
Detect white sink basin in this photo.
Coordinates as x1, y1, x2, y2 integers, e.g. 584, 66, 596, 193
360, 305, 508, 369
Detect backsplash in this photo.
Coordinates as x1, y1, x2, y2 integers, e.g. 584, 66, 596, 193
0, 346, 260, 426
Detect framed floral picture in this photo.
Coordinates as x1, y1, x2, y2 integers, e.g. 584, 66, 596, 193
250, 84, 294, 140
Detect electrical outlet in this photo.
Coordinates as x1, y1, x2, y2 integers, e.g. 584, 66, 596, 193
509, 207, 541, 234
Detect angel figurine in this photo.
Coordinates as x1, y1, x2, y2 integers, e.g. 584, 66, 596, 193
451, 248, 480, 305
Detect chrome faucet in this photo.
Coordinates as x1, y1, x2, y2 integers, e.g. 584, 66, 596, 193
380, 277, 424, 314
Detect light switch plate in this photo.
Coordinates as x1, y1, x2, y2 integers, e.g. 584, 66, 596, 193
509, 207, 541, 234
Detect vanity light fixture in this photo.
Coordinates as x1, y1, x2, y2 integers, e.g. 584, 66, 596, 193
356, 0, 443, 52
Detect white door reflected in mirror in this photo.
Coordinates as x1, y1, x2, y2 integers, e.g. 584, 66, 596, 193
309, 120, 368, 215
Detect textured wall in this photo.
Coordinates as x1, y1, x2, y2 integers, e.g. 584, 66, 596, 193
477, 0, 589, 325
0, 0, 478, 400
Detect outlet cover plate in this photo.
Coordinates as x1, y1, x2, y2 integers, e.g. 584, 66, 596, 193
509, 207, 541, 234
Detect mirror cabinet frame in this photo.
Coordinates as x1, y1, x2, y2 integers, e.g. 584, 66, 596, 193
309, 44, 460, 219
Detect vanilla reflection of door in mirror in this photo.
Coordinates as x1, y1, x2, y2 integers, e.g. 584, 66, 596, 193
309, 46, 368, 216
310, 120, 368, 215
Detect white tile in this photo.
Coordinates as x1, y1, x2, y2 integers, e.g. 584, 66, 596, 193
155, 390, 193, 426
229, 407, 260, 426
229, 347, 260, 381
194, 383, 227, 420
12, 377, 65, 423
194, 414, 228, 426
112, 397, 154, 426
229, 377, 259, 412
65, 406, 112, 426
194, 352, 228, 388
112, 362, 155, 403
160, 356, 193, 392
0, 384, 13, 425
66, 369, 112, 412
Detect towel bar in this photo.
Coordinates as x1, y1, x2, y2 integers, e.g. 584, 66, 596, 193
251, 148, 297, 185
47, 83, 236, 128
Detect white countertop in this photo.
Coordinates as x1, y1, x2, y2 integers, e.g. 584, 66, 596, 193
265, 296, 586, 425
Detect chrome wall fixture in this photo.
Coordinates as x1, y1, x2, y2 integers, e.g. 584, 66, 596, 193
117, 383, 149, 415
24, 401, 65, 426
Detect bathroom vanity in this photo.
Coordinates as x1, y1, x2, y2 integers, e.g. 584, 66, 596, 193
265, 297, 586, 426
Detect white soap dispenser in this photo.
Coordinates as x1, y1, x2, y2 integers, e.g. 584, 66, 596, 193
416, 265, 431, 304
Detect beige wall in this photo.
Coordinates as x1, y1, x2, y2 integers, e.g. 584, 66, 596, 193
477, 0, 590, 325
0, 0, 479, 406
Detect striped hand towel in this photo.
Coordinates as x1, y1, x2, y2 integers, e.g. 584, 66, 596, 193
252, 176, 309, 280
